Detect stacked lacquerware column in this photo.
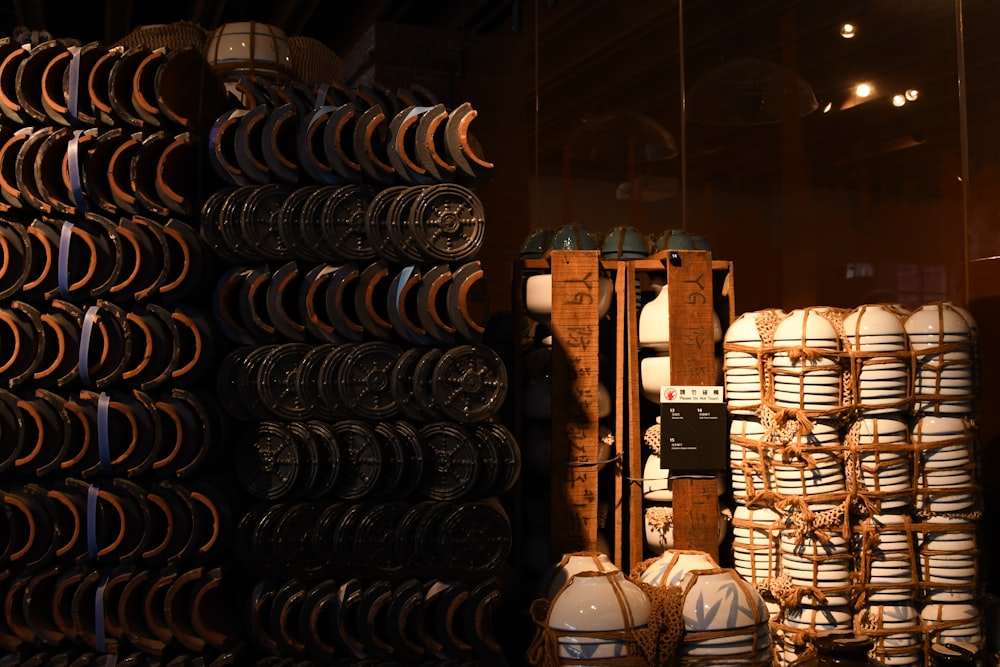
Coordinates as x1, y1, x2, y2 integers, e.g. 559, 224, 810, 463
723, 302, 982, 667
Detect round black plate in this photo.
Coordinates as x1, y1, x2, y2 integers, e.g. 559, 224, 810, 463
330, 420, 382, 501
430, 344, 508, 423
417, 423, 479, 501
336, 342, 401, 421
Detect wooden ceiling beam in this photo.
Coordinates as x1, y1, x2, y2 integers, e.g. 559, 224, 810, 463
189, 0, 228, 29
282, 0, 322, 37
13, 0, 47, 30
103, 0, 133, 44
323, 0, 395, 54
466, 1, 514, 34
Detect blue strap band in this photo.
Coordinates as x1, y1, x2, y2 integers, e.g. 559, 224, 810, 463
67, 46, 82, 124
95, 572, 108, 652
57, 221, 75, 297
394, 265, 434, 345
79, 305, 100, 387
87, 484, 99, 560
315, 83, 329, 108
68, 130, 87, 214
97, 392, 111, 474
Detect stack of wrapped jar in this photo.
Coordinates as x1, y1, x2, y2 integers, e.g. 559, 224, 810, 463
723, 302, 981, 667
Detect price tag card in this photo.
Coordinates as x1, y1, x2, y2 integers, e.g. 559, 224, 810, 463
659, 385, 727, 472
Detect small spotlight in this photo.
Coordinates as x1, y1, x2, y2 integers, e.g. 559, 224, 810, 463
840, 23, 856, 38
892, 94, 906, 107
822, 101, 833, 113
905, 89, 919, 101
855, 83, 873, 98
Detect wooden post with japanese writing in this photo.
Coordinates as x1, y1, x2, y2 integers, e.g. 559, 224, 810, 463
549, 249, 601, 554
625, 260, 645, 569
665, 249, 721, 561
613, 261, 628, 568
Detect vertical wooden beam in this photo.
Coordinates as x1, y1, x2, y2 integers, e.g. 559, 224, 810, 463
665, 249, 720, 561
626, 260, 645, 570
549, 250, 600, 555
612, 261, 626, 567
271, 0, 323, 37
103, 0, 133, 45
14, 0, 46, 32
779, 10, 815, 309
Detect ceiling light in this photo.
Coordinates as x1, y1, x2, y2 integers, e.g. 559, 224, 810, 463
840, 23, 856, 38
855, 83, 872, 98
892, 94, 906, 107
822, 101, 833, 113
905, 89, 919, 101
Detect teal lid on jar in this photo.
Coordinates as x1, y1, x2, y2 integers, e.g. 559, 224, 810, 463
653, 229, 695, 252
519, 228, 552, 259
550, 224, 597, 251
691, 234, 714, 257
601, 225, 650, 259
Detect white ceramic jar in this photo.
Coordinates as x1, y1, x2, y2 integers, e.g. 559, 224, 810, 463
525, 272, 613, 326
638, 287, 671, 352
541, 551, 619, 599
639, 549, 718, 588
677, 568, 771, 657
548, 570, 650, 666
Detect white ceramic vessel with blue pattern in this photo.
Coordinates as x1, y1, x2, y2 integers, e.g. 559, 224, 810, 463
677, 568, 772, 664
639, 549, 718, 588
679, 568, 770, 633
541, 551, 619, 600
548, 569, 650, 666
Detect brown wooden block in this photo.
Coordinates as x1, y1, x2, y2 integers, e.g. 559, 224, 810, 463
665, 249, 721, 561
549, 250, 600, 554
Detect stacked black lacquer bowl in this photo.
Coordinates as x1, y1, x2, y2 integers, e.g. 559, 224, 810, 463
208, 73, 518, 665
0, 35, 245, 665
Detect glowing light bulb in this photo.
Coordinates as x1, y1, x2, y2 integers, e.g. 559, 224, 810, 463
905, 89, 919, 101
840, 23, 856, 38
855, 83, 872, 98
822, 102, 833, 113
892, 95, 906, 107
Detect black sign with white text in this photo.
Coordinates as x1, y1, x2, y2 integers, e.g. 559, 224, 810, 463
658, 386, 727, 471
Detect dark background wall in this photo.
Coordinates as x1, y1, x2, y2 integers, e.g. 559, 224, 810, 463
4, 0, 997, 594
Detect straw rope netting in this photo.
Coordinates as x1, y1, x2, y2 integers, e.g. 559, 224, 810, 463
722, 303, 983, 665
528, 569, 683, 667
855, 604, 923, 664
731, 505, 781, 589
854, 513, 918, 608
676, 569, 773, 667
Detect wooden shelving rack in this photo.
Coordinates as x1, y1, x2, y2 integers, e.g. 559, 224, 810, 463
512, 249, 735, 571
